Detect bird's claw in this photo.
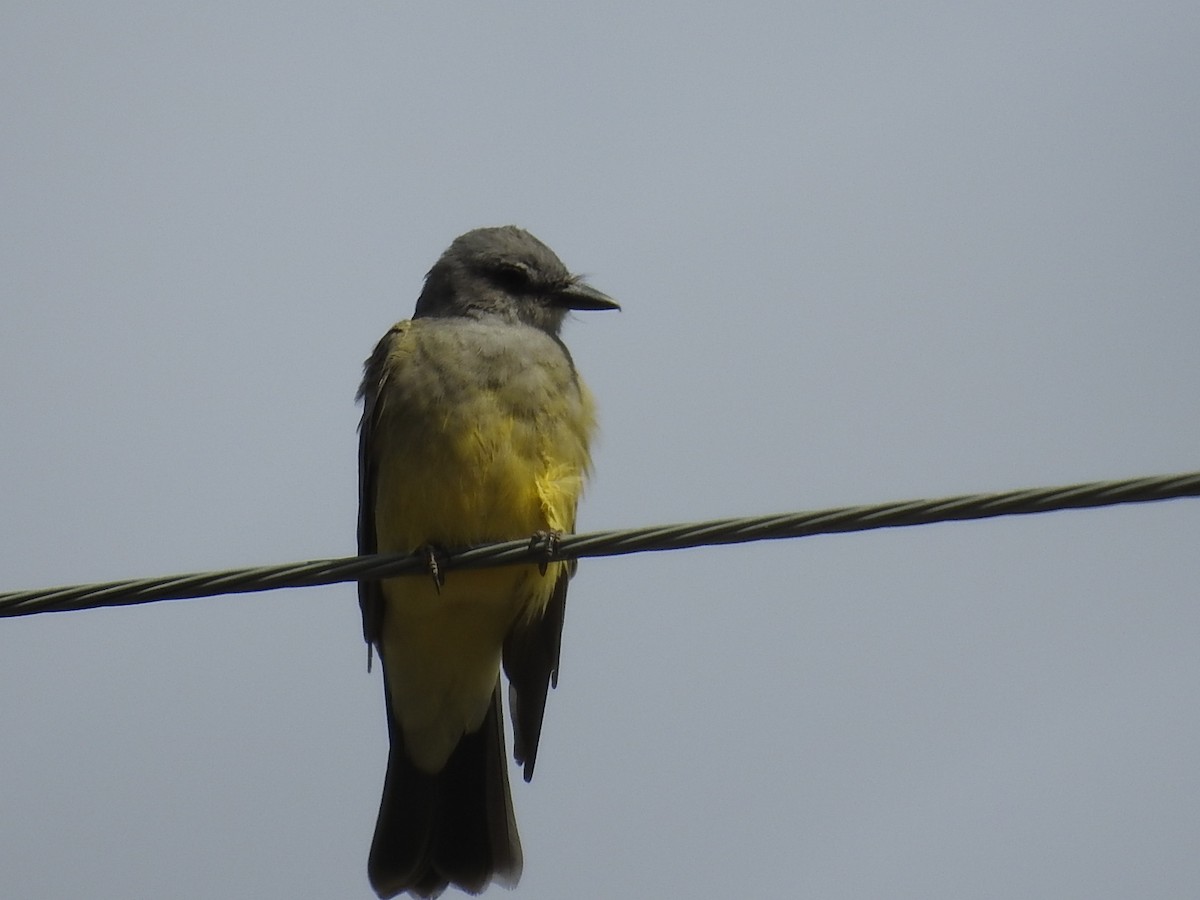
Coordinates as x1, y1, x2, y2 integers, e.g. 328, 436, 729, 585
529, 530, 563, 576
419, 543, 448, 593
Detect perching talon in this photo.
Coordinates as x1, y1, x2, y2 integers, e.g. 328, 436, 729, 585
419, 543, 448, 593
529, 530, 563, 577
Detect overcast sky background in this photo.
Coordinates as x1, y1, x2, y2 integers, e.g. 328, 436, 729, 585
3, 2, 1199, 898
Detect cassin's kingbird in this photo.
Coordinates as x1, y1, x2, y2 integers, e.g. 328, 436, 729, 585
357, 226, 618, 898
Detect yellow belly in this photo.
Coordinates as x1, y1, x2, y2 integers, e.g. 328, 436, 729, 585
372, 393, 588, 771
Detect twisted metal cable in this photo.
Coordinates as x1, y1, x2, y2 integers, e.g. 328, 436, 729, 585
1, 470, 1197, 619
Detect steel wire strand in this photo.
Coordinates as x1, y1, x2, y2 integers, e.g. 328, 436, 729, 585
1, 470, 1197, 618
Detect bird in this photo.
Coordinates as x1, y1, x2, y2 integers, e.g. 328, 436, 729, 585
356, 226, 618, 897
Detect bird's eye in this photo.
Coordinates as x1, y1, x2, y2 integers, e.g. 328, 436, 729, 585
492, 262, 533, 292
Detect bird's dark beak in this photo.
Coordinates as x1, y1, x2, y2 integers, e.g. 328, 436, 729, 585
555, 281, 621, 312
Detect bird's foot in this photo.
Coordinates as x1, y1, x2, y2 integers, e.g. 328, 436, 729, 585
529, 530, 564, 576
418, 543, 448, 593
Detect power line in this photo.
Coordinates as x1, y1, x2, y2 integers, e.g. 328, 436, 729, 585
2, 470, 1197, 619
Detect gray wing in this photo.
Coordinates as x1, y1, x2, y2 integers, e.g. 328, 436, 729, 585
357, 322, 405, 652
503, 556, 574, 783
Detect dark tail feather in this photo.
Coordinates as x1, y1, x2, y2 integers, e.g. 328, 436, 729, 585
369, 683, 522, 898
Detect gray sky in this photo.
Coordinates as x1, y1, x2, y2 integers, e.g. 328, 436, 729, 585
3, 2, 1199, 898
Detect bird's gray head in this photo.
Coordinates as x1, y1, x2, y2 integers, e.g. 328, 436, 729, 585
413, 226, 619, 334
